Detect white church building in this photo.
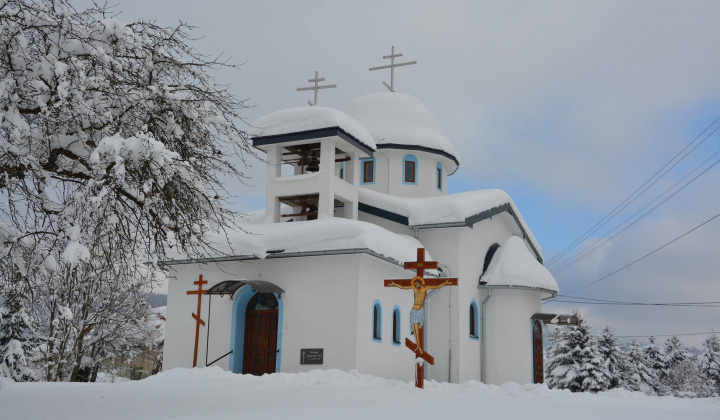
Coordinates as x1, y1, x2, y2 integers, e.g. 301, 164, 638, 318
162, 91, 561, 385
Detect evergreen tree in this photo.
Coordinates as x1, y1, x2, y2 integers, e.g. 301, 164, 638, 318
698, 333, 720, 396
596, 325, 626, 389
623, 339, 659, 395
545, 310, 610, 393
663, 335, 689, 377
644, 337, 665, 373
0, 292, 36, 382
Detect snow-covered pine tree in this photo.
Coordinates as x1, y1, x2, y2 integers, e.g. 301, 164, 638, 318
662, 335, 705, 396
545, 310, 610, 393
663, 335, 689, 377
0, 286, 37, 382
596, 325, 626, 389
623, 339, 659, 395
698, 333, 720, 396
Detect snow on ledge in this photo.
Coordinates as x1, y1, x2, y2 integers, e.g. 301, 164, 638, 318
358, 188, 543, 259
252, 106, 377, 151
482, 236, 558, 294
171, 217, 434, 268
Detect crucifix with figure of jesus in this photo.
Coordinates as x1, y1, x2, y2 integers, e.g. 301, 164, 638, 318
384, 248, 457, 388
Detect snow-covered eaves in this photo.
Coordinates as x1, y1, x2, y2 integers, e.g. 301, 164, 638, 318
251, 106, 376, 156
480, 236, 558, 295
358, 189, 543, 263
344, 92, 460, 165
162, 217, 437, 274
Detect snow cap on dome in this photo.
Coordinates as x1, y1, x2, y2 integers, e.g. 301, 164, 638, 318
482, 236, 558, 295
252, 106, 376, 150
344, 92, 459, 164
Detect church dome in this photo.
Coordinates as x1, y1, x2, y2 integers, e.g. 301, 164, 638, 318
344, 92, 460, 166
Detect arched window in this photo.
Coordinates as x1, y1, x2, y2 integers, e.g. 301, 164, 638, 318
361, 158, 375, 184
436, 162, 443, 191
402, 154, 418, 185
469, 300, 479, 339
338, 162, 345, 180
392, 306, 401, 345
372, 300, 382, 342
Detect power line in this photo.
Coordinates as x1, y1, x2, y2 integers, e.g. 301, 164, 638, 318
548, 300, 720, 307
549, 295, 720, 305
616, 332, 717, 338
554, 210, 720, 298
550, 151, 720, 275
546, 115, 720, 268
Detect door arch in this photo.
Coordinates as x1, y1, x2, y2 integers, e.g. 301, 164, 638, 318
242, 293, 279, 375
229, 286, 283, 374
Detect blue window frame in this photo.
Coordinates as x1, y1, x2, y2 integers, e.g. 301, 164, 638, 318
436, 162, 443, 191
339, 162, 345, 180
372, 300, 382, 342
402, 154, 418, 185
361, 158, 376, 185
392, 305, 401, 345
469, 300, 479, 339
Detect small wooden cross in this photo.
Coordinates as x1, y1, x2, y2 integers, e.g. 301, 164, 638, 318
296, 71, 337, 106
385, 248, 457, 388
186, 275, 208, 368
369, 45, 417, 92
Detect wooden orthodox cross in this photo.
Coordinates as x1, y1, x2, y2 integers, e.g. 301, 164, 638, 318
384, 248, 457, 389
296, 71, 337, 106
369, 45, 417, 92
186, 275, 208, 368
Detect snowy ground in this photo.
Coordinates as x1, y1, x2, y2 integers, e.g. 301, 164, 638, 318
1, 368, 718, 420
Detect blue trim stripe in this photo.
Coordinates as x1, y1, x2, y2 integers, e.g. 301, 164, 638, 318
402, 154, 418, 185
372, 300, 382, 342
469, 299, 479, 340
392, 305, 401, 346
230, 288, 284, 373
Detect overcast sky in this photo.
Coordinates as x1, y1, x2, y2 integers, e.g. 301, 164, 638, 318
104, 0, 720, 347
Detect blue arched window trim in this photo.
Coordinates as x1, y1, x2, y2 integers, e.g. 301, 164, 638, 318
402, 154, 418, 185
361, 158, 376, 185
469, 299, 479, 340
372, 300, 382, 342
338, 162, 345, 180
392, 305, 401, 345
230, 287, 284, 373
436, 162, 443, 191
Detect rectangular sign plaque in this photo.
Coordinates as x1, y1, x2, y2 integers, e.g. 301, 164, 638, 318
300, 348, 323, 365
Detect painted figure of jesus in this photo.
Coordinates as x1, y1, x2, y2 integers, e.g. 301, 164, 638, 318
387, 275, 452, 354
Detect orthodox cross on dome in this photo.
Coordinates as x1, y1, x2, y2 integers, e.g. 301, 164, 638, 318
296, 71, 337, 106
384, 248, 457, 389
186, 275, 208, 368
369, 45, 417, 92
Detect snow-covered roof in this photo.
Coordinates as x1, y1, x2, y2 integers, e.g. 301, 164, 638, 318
482, 236, 558, 295
344, 92, 459, 165
166, 215, 436, 271
358, 188, 543, 260
251, 106, 376, 151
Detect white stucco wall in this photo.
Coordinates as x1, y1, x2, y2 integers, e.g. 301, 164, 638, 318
483, 289, 542, 385
360, 149, 453, 198
164, 254, 365, 374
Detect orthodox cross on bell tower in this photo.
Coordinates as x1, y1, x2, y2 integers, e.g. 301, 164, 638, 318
369, 45, 417, 92
296, 71, 337, 106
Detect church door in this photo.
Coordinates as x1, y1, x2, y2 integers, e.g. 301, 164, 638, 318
532, 320, 544, 383
242, 293, 279, 375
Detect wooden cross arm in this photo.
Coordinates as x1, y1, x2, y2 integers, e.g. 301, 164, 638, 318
187, 290, 207, 295
405, 338, 435, 365
384, 279, 413, 288
404, 261, 438, 270
192, 313, 205, 326
424, 278, 458, 287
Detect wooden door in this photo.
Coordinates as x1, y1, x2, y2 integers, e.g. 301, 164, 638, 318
532, 320, 544, 383
242, 294, 279, 376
